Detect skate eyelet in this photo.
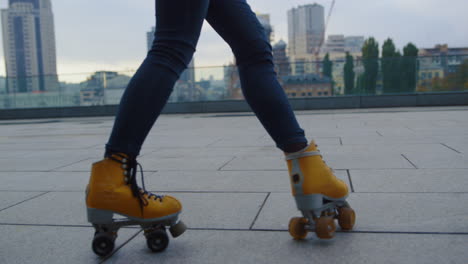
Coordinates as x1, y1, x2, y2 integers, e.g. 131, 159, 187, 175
123, 171, 128, 176
122, 164, 127, 169
124, 177, 129, 183
122, 158, 127, 163
292, 174, 300, 184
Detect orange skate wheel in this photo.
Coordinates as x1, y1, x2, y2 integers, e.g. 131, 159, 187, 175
337, 207, 356, 231
288, 217, 308, 240
315, 217, 336, 239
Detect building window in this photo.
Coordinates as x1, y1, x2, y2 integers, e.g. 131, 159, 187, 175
324, 92, 328, 95
318, 92, 322, 96
307, 92, 312, 96
435, 72, 439, 78
301, 93, 305, 96
291, 93, 296, 97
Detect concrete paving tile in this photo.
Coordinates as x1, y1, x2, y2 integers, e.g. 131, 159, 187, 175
147, 170, 350, 193
167, 192, 268, 229
108, 230, 468, 264
325, 152, 415, 169
222, 151, 414, 170
209, 137, 274, 147
147, 170, 289, 192
138, 155, 236, 171
0, 156, 89, 171
143, 136, 222, 148
253, 193, 468, 233
0, 191, 44, 210
341, 135, 439, 145
220, 154, 286, 170
53, 158, 97, 172
403, 152, 468, 169
0, 172, 89, 192
0, 142, 100, 150
152, 146, 279, 158
350, 169, 468, 193
319, 143, 451, 155
0, 225, 138, 264
0, 150, 29, 158
0, 192, 90, 226
0, 192, 267, 229
54, 154, 237, 172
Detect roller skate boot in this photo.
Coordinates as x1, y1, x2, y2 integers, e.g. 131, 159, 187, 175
285, 141, 355, 240
85, 152, 186, 256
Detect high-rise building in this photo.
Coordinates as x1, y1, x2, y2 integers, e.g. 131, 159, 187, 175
272, 40, 290, 77
1, 0, 58, 93
287, 3, 325, 57
256, 13, 273, 44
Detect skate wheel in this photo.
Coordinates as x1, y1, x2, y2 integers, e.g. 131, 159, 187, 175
92, 233, 115, 257
169, 220, 187, 238
338, 207, 356, 230
315, 217, 336, 239
146, 229, 169, 253
288, 217, 308, 240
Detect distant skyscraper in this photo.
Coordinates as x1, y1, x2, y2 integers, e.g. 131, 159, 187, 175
146, 26, 195, 83
147, 26, 155, 51
1, 0, 58, 93
256, 13, 273, 44
272, 40, 290, 77
287, 3, 325, 57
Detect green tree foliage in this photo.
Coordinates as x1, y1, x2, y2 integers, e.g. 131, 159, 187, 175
343, 52, 355, 94
381, 38, 402, 93
361, 37, 379, 94
322, 53, 334, 95
401, 43, 419, 93
323, 53, 333, 79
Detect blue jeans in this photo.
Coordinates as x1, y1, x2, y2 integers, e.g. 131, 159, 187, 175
106, 0, 307, 157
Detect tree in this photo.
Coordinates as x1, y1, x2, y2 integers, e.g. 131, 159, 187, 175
361, 37, 379, 94
381, 38, 402, 94
322, 53, 333, 95
401, 43, 419, 93
343, 52, 355, 94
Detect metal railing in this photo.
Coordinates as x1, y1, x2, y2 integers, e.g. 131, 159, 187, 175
0, 55, 467, 110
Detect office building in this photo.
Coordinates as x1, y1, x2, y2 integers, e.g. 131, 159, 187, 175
1, 0, 59, 93
287, 3, 325, 57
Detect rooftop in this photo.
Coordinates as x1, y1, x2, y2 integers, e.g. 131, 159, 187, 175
0, 106, 467, 263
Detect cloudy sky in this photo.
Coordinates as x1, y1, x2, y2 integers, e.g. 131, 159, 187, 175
0, 0, 467, 82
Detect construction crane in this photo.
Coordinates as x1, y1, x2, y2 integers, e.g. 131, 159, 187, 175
314, 0, 336, 75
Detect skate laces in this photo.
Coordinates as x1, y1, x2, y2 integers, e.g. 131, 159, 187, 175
107, 153, 164, 212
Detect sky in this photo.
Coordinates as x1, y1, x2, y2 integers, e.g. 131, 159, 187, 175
0, 0, 467, 82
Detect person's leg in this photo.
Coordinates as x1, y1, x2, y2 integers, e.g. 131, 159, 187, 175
205, 0, 307, 152
106, 0, 210, 158
86, 1, 209, 250
205, 0, 355, 240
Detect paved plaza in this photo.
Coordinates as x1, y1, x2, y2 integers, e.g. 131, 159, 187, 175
0, 106, 467, 263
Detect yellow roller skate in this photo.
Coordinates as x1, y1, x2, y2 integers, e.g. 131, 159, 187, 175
285, 141, 355, 240
86, 152, 186, 256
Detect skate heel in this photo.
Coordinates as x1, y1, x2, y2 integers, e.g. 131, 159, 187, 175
295, 194, 323, 211
87, 208, 114, 224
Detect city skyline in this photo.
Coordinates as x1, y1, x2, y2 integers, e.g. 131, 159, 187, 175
0, 0, 467, 83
